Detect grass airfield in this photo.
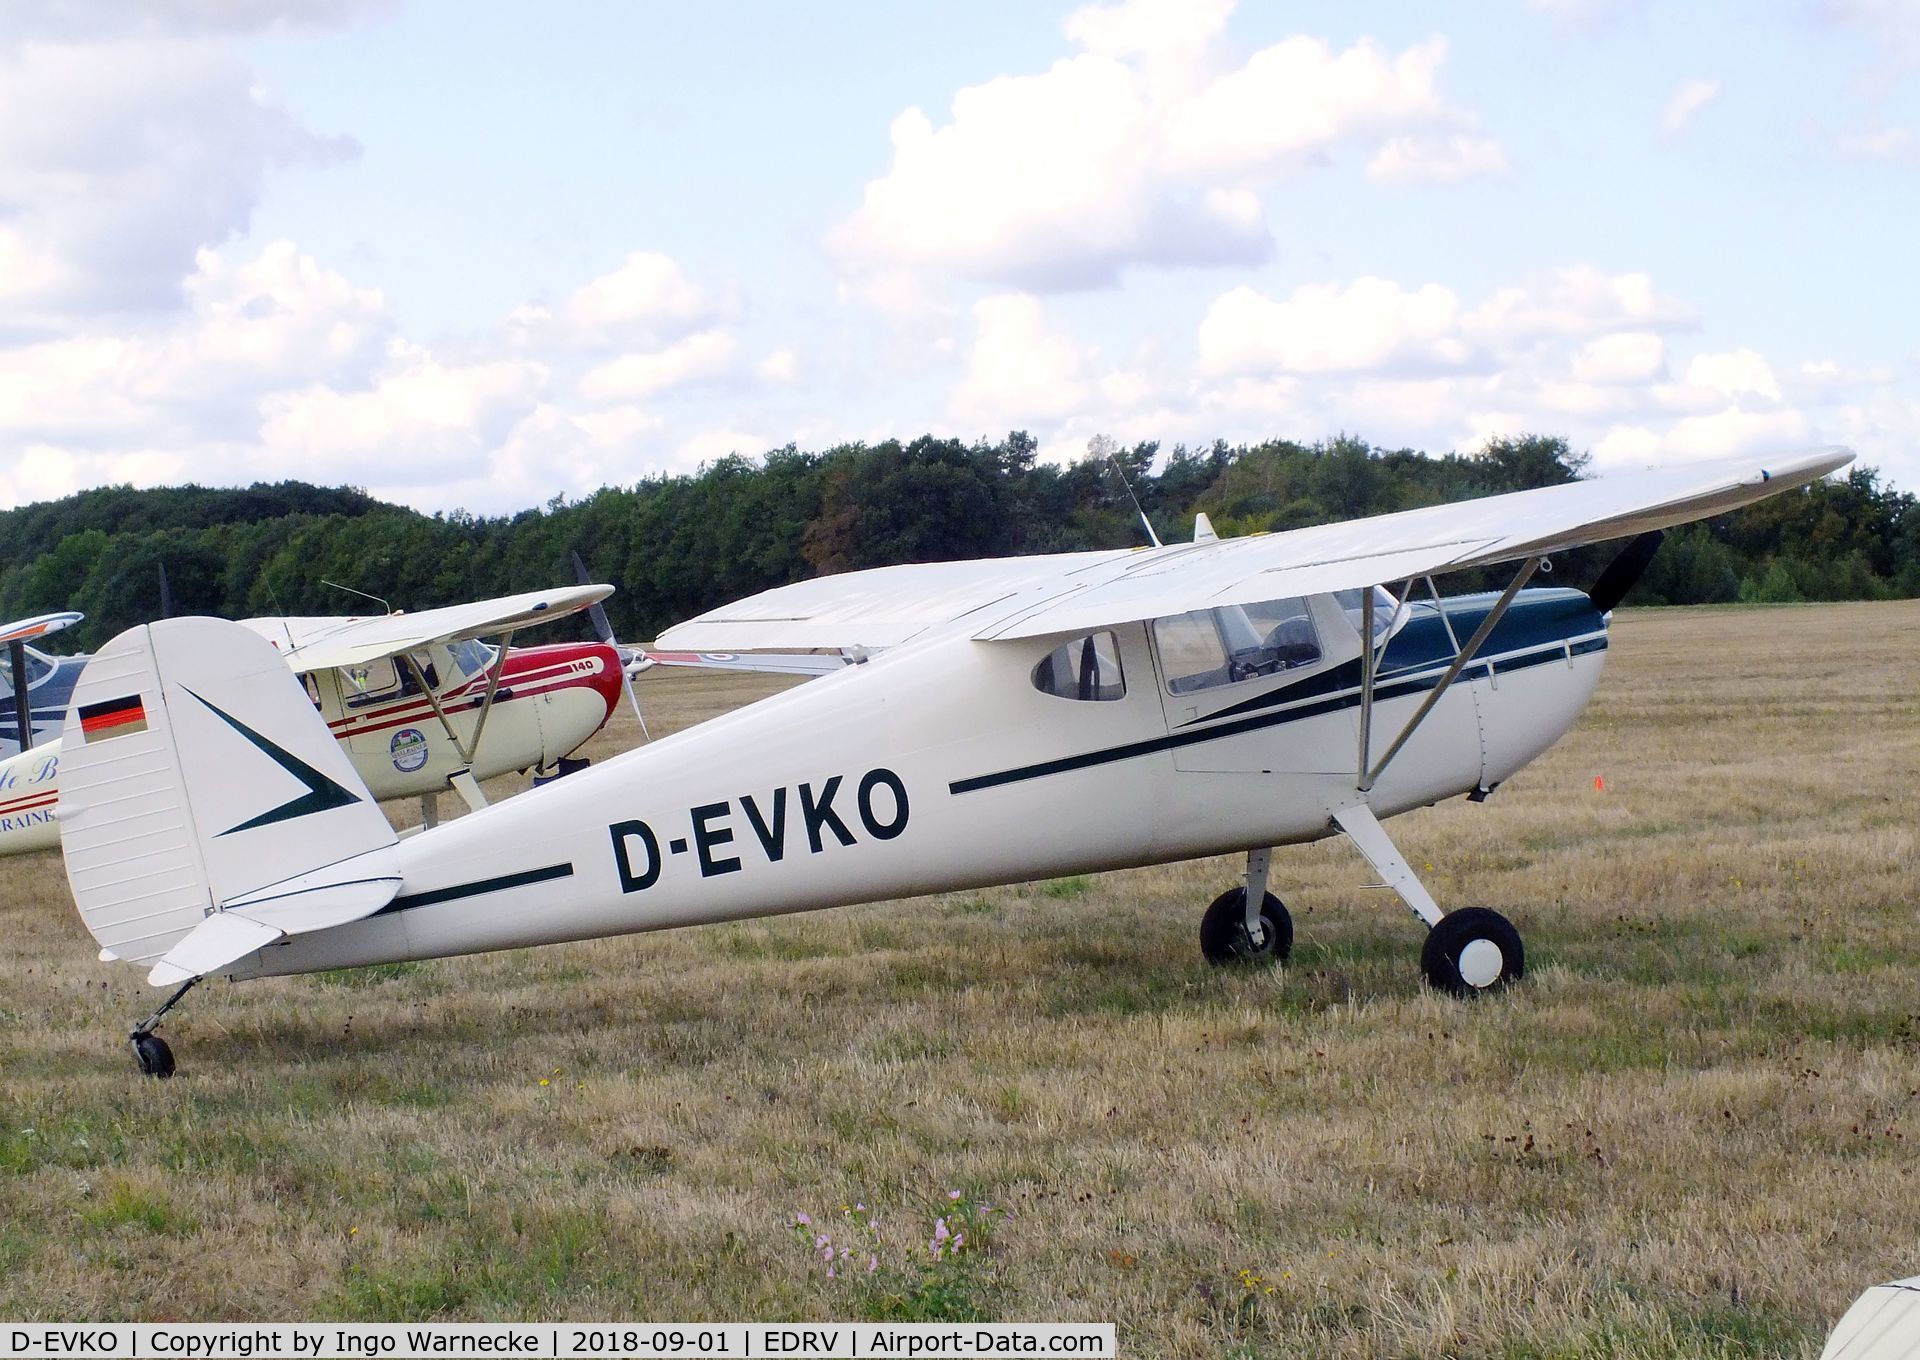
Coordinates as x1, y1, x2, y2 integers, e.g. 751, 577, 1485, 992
2, 600, 1918, 1357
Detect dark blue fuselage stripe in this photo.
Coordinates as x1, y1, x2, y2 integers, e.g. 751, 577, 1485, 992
948, 636, 1606, 796
377, 862, 575, 915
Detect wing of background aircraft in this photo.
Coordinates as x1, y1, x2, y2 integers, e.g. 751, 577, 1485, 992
635, 649, 854, 677
239, 584, 612, 671
657, 449, 1852, 651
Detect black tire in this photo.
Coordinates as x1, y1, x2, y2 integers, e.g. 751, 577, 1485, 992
1421, 907, 1524, 997
1199, 888, 1293, 966
131, 1033, 175, 1079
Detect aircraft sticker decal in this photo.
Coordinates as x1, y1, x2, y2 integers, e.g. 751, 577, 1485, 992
182, 688, 364, 835
77, 695, 148, 742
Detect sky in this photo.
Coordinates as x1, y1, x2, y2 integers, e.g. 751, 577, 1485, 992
1, 0, 1916, 515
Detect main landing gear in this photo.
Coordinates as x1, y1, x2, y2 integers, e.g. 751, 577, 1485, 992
1199, 847, 1294, 964
128, 978, 197, 1079
1201, 805, 1524, 996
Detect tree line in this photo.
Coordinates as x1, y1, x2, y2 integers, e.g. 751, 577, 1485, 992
0, 433, 1911, 653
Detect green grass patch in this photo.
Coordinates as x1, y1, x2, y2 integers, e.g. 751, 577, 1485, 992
82, 1181, 198, 1237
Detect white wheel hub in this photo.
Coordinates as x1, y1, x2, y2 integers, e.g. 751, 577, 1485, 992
1458, 938, 1505, 989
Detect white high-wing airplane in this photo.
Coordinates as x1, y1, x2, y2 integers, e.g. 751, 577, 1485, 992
0, 586, 623, 857
54, 449, 1850, 1077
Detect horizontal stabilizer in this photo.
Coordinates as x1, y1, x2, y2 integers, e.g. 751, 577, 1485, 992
148, 913, 284, 987
224, 858, 403, 931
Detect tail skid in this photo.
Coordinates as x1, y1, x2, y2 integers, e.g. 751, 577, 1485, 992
60, 618, 403, 986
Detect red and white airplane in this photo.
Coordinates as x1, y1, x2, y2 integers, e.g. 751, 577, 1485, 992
0, 586, 624, 855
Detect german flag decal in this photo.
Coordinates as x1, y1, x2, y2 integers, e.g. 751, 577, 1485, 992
78, 694, 148, 742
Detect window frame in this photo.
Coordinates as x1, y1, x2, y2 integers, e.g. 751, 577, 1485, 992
1031, 630, 1127, 702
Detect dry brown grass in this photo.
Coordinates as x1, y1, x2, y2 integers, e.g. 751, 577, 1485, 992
3, 601, 1918, 1357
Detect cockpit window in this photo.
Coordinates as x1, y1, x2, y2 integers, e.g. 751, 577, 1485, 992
1032, 632, 1126, 701
0, 647, 55, 699
447, 639, 495, 678
341, 657, 405, 709
1332, 586, 1400, 644
1154, 597, 1322, 694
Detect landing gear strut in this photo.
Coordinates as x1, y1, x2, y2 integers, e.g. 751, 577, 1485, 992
1199, 848, 1293, 965
1333, 802, 1525, 996
128, 978, 197, 1079
1201, 809, 1527, 993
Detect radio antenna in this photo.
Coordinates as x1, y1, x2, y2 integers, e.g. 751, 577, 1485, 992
1101, 443, 1161, 549
322, 580, 393, 615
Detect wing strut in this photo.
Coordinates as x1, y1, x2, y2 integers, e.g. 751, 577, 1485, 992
1356, 556, 1542, 792
8, 642, 29, 751
466, 630, 513, 761
395, 635, 515, 814
398, 651, 467, 758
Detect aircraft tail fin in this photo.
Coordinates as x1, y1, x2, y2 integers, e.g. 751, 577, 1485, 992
60, 618, 401, 986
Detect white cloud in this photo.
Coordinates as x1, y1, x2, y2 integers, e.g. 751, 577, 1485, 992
951, 294, 1089, 425
1179, 264, 1879, 479
1684, 348, 1781, 400
257, 343, 547, 480
0, 37, 352, 332
0, 241, 389, 446
1570, 332, 1667, 384
832, 16, 1500, 295
1198, 278, 1469, 376
756, 348, 799, 383
1660, 79, 1720, 136
1367, 132, 1509, 183
510, 251, 725, 352
578, 329, 739, 402
1465, 265, 1694, 344
169, 241, 391, 393
564, 252, 718, 340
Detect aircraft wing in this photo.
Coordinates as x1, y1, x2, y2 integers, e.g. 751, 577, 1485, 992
654, 551, 1126, 651
974, 446, 1852, 640
0, 610, 83, 646
637, 650, 855, 677
657, 448, 1852, 650
240, 584, 614, 672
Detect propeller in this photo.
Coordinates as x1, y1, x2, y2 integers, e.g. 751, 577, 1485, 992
570, 549, 649, 741
1587, 530, 1666, 613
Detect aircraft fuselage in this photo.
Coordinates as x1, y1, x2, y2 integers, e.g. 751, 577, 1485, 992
236, 587, 1608, 979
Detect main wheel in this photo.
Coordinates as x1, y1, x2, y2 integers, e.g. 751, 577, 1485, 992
1199, 888, 1293, 965
130, 1033, 175, 1079
1421, 907, 1524, 996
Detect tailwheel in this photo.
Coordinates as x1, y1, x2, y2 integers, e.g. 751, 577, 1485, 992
130, 1032, 175, 1079
1420, 907, 1524, 996
1199, 888, 1293, 966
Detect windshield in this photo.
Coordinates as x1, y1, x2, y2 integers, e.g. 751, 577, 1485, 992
447, 639, 496, 678
1332, 586, 1402, 644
